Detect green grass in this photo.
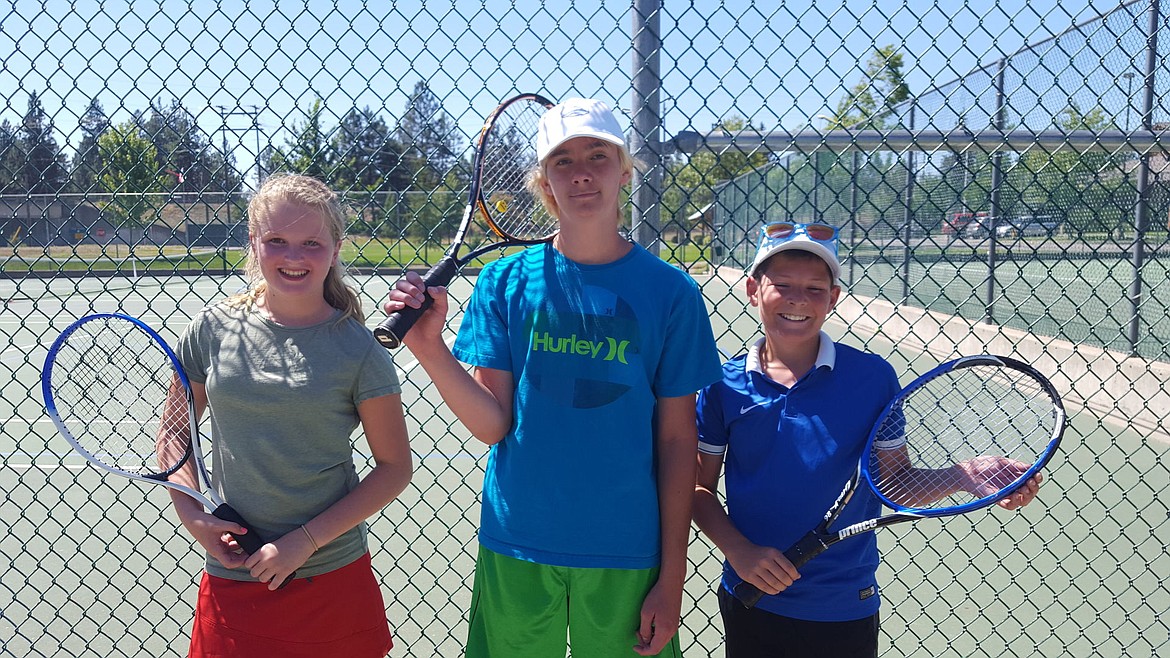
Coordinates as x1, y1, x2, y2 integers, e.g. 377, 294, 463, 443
2, 248, 245, 274
344, 237, 713, 272
2, 237, 715, 275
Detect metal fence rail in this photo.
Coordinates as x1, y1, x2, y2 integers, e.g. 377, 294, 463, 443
2, 1, 1168, 657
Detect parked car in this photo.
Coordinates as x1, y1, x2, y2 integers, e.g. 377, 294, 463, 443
996, 215, 1062, 238
962, 216, 997, 238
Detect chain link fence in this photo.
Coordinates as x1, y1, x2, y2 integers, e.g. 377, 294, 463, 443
2, 1, 1168, 656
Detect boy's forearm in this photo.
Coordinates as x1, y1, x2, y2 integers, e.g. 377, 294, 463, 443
655, 397, 700, 590
658, 446, 694, 589
693, 486, 755, 559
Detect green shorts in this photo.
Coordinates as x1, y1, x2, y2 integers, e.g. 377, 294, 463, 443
465, 546, 683, 658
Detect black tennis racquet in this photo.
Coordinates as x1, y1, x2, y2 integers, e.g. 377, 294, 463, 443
41, 313, 294, 586
374, 92, 558, 349
734, 354, 1065, 608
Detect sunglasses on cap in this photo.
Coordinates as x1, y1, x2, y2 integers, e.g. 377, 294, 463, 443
758, 222, 838, 253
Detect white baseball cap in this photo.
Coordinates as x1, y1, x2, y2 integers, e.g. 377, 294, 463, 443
747, 222, 841, 281
536, 98, 626, 162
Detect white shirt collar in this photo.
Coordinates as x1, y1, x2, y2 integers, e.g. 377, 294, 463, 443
745, 331, 836, 375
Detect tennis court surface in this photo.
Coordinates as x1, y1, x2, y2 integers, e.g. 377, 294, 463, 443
2, 272, 1166, 657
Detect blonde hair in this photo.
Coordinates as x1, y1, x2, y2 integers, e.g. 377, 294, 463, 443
525, 143, 640, 220
228, 173, 365, 323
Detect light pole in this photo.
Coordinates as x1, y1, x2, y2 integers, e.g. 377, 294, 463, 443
217, 105, 262, 191
810, 115, 836, 222
1123, 72, 1135, 131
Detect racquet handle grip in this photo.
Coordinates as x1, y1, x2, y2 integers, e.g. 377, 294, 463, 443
732, 581, 767, 609
783, 531, 831, 570
374, 256, 459, 350
212, 503, 295, 590
733, 532, 830, 608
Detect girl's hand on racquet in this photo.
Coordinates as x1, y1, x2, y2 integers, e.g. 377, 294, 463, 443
244, 530, 315, 591
383, 272, 450, 353
179, 509, 250, 570
725, 540, 800, 596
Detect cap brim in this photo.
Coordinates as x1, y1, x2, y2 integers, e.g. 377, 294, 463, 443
748, 240, 841, 281
539, 131, 626, 163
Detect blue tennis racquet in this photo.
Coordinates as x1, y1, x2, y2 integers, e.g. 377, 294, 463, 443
42, 313, 294, 587
733, 354, 1065, 608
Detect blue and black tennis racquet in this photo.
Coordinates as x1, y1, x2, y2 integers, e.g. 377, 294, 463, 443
42, 313, 294, 586
734, 354, 1065, 608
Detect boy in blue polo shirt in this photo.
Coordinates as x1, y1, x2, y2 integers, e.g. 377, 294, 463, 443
692, 222, 1043, 658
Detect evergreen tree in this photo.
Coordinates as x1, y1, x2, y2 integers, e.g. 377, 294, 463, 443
97, 121, 164, 226
0, 120, 17, 194
140, 99, 218, 192
267, 99, 331, 182
397, 81, 463, 189
15, 91, 69, 194
71, 98, 110, 194
332, 106, 408, 191
331, 106, 410, 235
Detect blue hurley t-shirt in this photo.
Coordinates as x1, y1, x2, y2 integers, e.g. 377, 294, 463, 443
452, 242, 722, 569
697, 335, 900, 622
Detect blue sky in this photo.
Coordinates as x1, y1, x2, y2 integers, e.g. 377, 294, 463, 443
0, 0, 1141, 182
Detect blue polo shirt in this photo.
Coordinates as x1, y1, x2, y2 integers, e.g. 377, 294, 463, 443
697, 334, 900, 621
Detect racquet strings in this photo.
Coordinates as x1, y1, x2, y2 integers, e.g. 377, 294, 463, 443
478, 99, 557, 240
869, 364, 1057, 510
50, 317, 191, 478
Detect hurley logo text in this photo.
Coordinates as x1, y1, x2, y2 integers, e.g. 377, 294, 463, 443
531, 331, 630, 364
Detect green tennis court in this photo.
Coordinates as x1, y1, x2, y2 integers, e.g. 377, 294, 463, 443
2, 272, 1166, 657
846, 251, 1170, 360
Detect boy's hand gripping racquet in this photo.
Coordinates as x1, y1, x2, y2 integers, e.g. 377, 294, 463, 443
734, 354, 1065, 608
374, 92, 557, 349
41, 313, 295, 587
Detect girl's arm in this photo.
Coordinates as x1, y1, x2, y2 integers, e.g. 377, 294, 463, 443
165, 379, 250, 570
244, 393, 414, 589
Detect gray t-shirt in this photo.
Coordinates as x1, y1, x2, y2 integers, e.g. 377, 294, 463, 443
178, 301, 401, 580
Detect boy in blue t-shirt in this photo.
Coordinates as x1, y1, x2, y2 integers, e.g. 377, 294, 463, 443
693, 222, 1043, 658
386, 98, 722, 657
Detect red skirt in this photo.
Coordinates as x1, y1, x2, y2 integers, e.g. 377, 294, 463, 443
189, 552, 393, 658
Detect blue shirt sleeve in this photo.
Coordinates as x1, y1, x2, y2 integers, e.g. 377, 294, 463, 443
696, 381, 729, 455
653, 282, 722, 398
451, 262, 513, 371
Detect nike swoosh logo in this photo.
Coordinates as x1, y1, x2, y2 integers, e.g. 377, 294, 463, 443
740, 401, 769, 414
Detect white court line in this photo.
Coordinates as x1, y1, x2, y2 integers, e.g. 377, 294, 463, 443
2, 342, 43, 362
6, 463, 90, 472
8, 451, 480, 472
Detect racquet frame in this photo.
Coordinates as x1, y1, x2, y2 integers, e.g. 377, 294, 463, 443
42, 313, 293, 584
733, 354, 1065, 608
